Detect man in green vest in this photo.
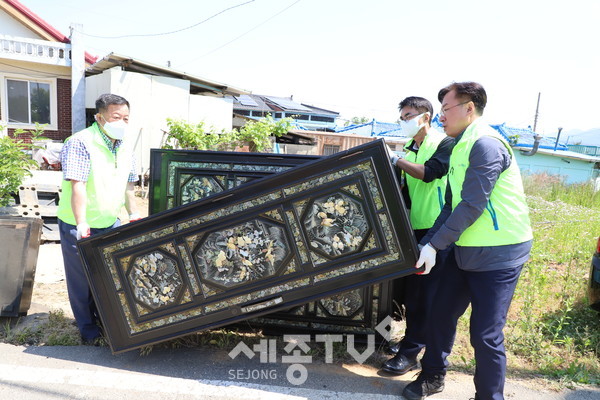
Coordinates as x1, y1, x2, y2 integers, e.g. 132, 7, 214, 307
57, 93, 141, 345
401, 82, 533, 400
382, 97, 454, 375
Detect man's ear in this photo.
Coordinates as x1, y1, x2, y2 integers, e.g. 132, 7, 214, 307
465, 102, 475, 116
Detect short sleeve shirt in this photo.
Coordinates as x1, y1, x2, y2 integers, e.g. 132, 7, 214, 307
61, 130, 138, 183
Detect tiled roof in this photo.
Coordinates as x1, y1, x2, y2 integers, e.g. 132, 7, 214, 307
336, 119, 403, 136
231, 94, 339, 116
490, 123, 568, 151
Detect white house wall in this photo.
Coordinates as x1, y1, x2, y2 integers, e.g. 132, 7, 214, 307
188, 94, 232, 132
0, 12, 41, 39
84, 67, 234, 176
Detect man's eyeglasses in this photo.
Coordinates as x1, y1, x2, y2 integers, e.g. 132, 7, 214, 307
440, 101, 470, 116
400, 113, 419, 122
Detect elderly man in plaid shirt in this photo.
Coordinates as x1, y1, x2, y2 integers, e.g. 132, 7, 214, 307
57, 93, 140, 345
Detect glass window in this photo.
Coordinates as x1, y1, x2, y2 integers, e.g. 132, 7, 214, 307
6, 79, 51, 124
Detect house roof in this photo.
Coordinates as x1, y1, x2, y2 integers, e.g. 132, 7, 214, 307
490, 123, 569, 151
86, 52, 249, 96
336, 119, 403, 137
520, 147, 600, 163
1, 0, 97, 64
232, 94, 339, 116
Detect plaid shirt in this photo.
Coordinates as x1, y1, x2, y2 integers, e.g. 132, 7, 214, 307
61, 125, 138, 183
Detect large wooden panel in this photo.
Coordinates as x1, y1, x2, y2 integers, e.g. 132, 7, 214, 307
148, 149, 319, 214
78, 139, 418, 353
149, 149, 398, 336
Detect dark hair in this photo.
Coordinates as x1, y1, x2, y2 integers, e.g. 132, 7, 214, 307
438, 82, 486, 115
95, 93, 130, 114
398, 96, 434, 117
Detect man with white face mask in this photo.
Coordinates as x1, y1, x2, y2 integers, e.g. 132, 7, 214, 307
382, 96, 454, 375
57, 93, 140, 345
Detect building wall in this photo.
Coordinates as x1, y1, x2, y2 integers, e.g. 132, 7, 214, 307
85, 67, 234, 175
0, 57, 71, 140
515, 152, 598, 184
284, 131, 374, 155
0, 12, 40, 39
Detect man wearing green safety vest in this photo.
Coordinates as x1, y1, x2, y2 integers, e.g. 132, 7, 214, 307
401, 82, 533, 400
57, 93, 141, 345
382, 97, 454, 375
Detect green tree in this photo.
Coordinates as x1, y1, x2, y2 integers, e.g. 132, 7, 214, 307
344, 116, 371, 127
238, 114, 292, 152
163, 115, 292, 152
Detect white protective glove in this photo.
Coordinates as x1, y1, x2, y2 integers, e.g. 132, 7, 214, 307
76, 222, 91, 240
129, 213, 142, 222
415, 243, 437, 275
386, 144, 402, 166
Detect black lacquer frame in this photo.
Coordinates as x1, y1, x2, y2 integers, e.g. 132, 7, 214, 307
149, 148, 397, 336
78, 139, 418, 353
148, 149, 319, 215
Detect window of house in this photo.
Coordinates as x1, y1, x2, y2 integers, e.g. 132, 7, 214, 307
311, 115, 335, 123
6, 78, 51, 124
323, 144, 340, 155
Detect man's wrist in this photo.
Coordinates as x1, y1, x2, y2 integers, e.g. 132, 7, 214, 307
427, 242, 439, 252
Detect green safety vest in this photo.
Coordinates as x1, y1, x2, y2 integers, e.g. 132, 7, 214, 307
404, 129, 448, 230
448, 119, 533, 246
57, 123, 134, 228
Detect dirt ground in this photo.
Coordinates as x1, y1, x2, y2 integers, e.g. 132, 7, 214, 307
10, 193, 151, 331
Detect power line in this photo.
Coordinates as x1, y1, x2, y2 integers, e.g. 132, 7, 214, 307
74, 0, 256, 39
177, 0, 301, 66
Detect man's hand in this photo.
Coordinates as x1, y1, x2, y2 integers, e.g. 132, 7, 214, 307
129, 213, 142, 222
76, 222, 91, 240
415, 243, 437, 275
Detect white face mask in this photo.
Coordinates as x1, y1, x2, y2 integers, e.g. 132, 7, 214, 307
400, 112, 429, 138
100, 115, 128, 140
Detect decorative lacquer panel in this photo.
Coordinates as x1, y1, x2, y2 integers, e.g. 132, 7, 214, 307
148, 149, 318, 214
78, 139, 418, 353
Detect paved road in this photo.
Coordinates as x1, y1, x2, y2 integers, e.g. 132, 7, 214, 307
2, 244, 598, 399
1, 342, 599, 400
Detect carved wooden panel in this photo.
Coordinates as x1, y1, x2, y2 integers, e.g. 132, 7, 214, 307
78, 139, 418, 353
148, 149, 318, 214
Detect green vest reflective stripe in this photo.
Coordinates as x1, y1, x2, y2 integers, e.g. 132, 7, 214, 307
448, 119, 533, 246
57, 123, 134, 228
404, 129, 448, 230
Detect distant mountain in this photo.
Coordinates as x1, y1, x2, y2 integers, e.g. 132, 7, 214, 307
563, 128, 600, 146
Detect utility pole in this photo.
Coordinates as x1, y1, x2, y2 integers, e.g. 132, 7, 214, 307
70, 24, 86, 133
533, 92, 541, 132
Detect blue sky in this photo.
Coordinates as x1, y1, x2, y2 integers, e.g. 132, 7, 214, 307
19, 0, 600, 137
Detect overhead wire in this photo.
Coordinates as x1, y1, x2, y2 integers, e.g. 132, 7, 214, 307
73, 0, 256, 39
176, 0, 302, 66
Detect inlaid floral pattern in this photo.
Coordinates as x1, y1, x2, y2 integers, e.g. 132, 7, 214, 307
303, 192, 370, 258
319, 288, 363, 317
128, 251, 182, 310
195, 219, 290, 287
180, 175, 224, 204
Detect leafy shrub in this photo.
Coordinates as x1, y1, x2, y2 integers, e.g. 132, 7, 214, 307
0, 130, 38, 207
163, 115, 292, 152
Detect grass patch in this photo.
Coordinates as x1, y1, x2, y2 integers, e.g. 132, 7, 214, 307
447, 173, 600, 386
0, 310, 81, 347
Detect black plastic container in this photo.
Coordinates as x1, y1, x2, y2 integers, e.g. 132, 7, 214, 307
0, 217, 43, 317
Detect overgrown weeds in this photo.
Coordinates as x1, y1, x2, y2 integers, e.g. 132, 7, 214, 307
449, 173, 600, 386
